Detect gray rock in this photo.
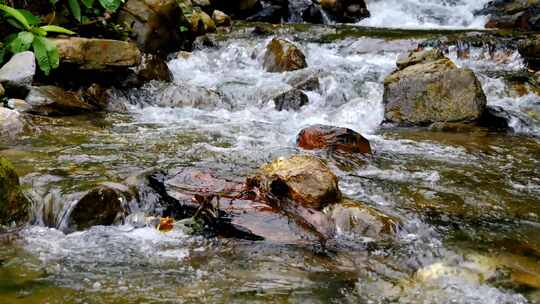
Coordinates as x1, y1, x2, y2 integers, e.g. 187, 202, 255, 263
287, 71, 320, 92
0, 107, 25, 138
0, 51, 36, 90
25, 86, 98, 116
383, 55, 487, 125
273, 89, 309, 111
151, 83, 231, 110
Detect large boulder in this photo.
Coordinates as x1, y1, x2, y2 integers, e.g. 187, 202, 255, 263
320, 0, 370, 23
383, 51, 487, 125
0, 107, 26, 138
67, 183, 131, 231
297, 124, 372, 154
118, 0, 190, 54
518, 37, 540, 71
255, 155, 341, 210
263, 38, 307, 73
0, 157, 30, 226
273, 89, 309, 111
53, 38, 141, 70
24, 86, 99, 116
0, 51, 36, 91
476, 0, 540, 30
396, 48, 445, 70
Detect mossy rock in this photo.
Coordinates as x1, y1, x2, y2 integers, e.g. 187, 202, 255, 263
0, 157, 30, 226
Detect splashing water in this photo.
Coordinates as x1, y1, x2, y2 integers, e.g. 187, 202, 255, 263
360, 0, 491, 28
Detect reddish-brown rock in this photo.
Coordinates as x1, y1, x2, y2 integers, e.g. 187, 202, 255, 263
297, 124, 372, 154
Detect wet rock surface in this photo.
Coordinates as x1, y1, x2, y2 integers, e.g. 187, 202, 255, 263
273, 88, 309, 111
263, 38, 308, 72
0, 157, 30, 226
476, 0, 540, 30
24, 86, 99, 116
67, 184, 131, 232
297, 124, 372, 154
383, 50, 487, 125
518, 36, 540, 71
254, 155, 342, 210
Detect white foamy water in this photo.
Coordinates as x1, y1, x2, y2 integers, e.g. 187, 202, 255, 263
360, 0, 490, 28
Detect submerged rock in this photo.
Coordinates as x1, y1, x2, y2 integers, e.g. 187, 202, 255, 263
255, 155, 341, 210
53, 38, 141, 71
67, 183, 131, 231
118, 0, 190, 54
0, 157, 30, 226
0, 51, 36, 91
297, 124, 372, 154
151, 82, 231, 110
383, 50, 487, 126
273, 89, 309, 111
328, 199, 399, 239
263, 38, 307, 73
124, 54, 173, 86
0, 108, 26, 138
24, 86, 98, 116
286, 72, 320, 92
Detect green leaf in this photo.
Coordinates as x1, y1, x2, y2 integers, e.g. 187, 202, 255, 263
40, 25, 76, 35
18, 9, 41, 25
32, 37, 59, 76
0, 48, 5, 65
0, 4, 31, 30
68, 0, 82, 22
80, 0, 95, 9
9, 31, 34, 53
97, 0, 122, 12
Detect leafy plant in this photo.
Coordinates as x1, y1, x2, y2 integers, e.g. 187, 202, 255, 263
0, 4, 75, 75
50, 0, 123, 23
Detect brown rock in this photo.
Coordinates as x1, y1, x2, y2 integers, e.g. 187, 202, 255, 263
53, 38, 141, 70
118, 0, 190, 54
190, 8, 216, 36
297, 124, 372, 154
24, 86, 98, 116
263, 38, 307, 73
0, 157, 30, 226
68, 183, 131, 231
212, 10, 231, 27
256, 155, 341, 210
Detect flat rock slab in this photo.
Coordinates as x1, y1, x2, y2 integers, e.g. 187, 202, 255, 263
53, 38, 141, 70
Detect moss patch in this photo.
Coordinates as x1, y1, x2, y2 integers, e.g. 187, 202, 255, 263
0, 158, 30, 226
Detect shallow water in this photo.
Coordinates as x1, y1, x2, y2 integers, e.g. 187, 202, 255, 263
1, 20, 540, 304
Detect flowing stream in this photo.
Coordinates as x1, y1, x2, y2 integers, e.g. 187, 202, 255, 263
1, 1, 540, 303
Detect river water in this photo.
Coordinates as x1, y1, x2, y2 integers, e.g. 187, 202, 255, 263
1, 1, 540, 303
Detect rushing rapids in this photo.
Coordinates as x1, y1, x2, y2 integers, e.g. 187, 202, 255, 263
1, 1, 540, 303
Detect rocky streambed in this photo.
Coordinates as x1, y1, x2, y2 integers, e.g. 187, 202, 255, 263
1, 2, 540, 303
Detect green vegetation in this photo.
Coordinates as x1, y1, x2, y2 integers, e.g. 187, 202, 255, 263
52, 0, 123, 23
0, 4, 75, 75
